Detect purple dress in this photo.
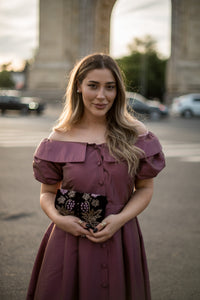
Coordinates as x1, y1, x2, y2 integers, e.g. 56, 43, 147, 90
27, 131, 165, 300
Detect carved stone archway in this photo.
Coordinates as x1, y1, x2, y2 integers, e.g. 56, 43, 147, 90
27, 0, 200, 102
28, 0, 116, 98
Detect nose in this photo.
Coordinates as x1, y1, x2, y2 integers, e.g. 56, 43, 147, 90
96, 87, 106, 100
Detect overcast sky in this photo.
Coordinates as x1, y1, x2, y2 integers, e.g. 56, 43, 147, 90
0, 0, 171, 70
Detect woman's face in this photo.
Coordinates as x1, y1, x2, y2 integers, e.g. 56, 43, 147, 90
78, 68, 117, 120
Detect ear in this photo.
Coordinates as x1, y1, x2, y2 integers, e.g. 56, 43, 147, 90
77, 81, 82, 93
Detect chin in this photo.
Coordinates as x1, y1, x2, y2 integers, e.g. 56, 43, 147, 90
94, 113, 107, 118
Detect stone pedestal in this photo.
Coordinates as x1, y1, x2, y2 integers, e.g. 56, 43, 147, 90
166, 0, 200, 103
28, 0, 116, 99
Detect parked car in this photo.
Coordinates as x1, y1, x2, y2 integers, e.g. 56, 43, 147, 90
0, 94, 45, 115
126, 92, 169, 120
171, 93, 200, 118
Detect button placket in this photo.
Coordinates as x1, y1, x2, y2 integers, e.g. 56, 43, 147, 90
100, 243, 109, 290
94, 147, 105, 189
101, 263, 108, 269
94, 146, 109, 293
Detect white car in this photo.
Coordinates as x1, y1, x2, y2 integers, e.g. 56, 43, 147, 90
171, 94, 200, 118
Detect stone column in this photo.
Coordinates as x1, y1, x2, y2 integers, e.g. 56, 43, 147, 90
166, 0, 200, 103
27, 0, 116, 99
94, 0, 116, 53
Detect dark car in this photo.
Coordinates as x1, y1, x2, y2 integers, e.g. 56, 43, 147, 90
127, 92, 168, 120
0, 95, 45, 115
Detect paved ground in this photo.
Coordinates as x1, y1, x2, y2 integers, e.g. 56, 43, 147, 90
0, 107, 200, 299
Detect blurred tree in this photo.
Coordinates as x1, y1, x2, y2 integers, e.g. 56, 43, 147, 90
116, 35, 167, 101
0, 63, 15, 88
127, 35, 157, 53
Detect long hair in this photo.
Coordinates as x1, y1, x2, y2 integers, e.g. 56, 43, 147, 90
54, 53, 143, 174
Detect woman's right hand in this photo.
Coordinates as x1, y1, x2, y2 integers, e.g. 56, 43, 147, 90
40, 183, 91, 237
55, 215, 91, 237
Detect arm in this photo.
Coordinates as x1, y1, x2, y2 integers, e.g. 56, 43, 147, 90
40, 183, 91, 237
117, 178, 153, 226
86, 178, 154, 243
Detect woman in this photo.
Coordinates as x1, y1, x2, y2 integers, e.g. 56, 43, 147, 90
27, 53, 165, 300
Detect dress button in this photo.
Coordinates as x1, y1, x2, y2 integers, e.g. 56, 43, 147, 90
99, 180, 104, 186
101, 263, 108, 269
101, 243, 107, 248
101, 282, 109, 288
97, 161, 101, 166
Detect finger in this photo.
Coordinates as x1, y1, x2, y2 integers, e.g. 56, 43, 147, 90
77, 219, 88, 229
79, 227, 92, 236
77, 220, 92, 235
89, 226, 110, 239
100, 221, 107, 228
86, 234, 107, 243
84, 223, 94, 230
78, 219, 84, 225
95, 221, 107, 232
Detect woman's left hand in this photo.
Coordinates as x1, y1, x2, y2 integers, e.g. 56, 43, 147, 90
86, 214, 123, 243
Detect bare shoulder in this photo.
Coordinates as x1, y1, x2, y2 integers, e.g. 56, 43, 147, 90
130, 118, 148, 135
48, 130, 70, 141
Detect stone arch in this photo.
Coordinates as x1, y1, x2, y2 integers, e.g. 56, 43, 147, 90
28, 0, 117, 95
27, 0, 200, 102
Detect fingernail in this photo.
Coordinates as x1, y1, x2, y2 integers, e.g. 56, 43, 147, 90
85, 224, 93, 229
93, 228, 98, 233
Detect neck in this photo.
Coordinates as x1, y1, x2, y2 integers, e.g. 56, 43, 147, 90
79, 113, 107, 129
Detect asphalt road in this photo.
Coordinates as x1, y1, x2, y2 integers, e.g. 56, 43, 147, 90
0, 107, 200, 300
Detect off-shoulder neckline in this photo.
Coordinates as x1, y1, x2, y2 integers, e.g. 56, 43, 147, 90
138, 131, 149, 137
44, 138, 106, 146
44, 131, 150, 146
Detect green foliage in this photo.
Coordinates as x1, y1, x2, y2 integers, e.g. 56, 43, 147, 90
0, 70, 15, 88
127, 35, 157, 54
0, 62, 15, 88
116, 35, 168, 101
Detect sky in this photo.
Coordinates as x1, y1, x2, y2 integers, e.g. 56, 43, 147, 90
0, 0, 171, 70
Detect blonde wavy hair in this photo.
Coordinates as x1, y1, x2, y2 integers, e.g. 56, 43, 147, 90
54, 53, 143, 174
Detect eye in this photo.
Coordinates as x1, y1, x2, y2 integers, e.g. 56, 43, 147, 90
106, 85, 116, 90
88, 84, 97, 89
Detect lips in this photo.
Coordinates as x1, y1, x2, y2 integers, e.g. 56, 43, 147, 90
94, 103, 107, 109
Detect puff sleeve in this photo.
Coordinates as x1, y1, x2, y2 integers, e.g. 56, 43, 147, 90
33, 139, 63, 184
135, 132, 165, 180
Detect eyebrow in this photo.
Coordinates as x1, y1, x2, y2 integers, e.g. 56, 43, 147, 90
88, 80, 116, 84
